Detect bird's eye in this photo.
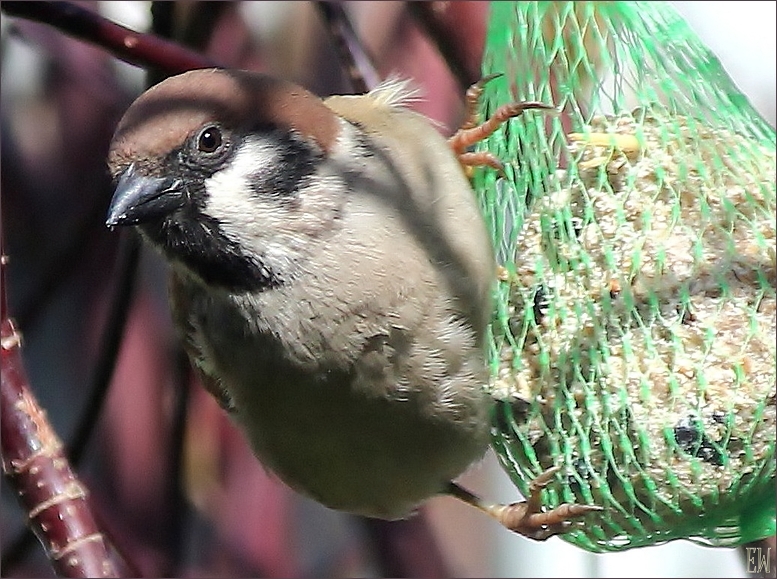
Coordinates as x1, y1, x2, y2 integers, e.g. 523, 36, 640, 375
198, 126, 222, 153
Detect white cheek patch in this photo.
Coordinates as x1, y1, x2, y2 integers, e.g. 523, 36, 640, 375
205, 138, 279, 229
203, 138, 298, 270
201, 133, 342, 278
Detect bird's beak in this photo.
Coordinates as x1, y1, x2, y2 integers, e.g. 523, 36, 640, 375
106, 164, 185, 227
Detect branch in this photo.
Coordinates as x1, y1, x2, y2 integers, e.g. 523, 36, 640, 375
67, 232, 140, 466
406, 1, 488, 94
1, 317, 123, 578
2, 223, 141, 575
0, 44, 128, 572
315, 1, 380, 93
1, 1, 216, 74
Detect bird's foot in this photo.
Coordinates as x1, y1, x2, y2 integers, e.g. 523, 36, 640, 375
446, 466, 602, 541
448, 73, 555, 176
487, 466, 603, 540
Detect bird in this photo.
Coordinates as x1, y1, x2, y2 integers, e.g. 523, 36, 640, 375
106, 67, 600, 540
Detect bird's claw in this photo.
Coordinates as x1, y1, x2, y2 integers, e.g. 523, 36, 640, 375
450, 73, 555, 175
491, 466, 603, 541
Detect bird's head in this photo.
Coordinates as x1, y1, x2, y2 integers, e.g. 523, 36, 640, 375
107, 68, 344, 292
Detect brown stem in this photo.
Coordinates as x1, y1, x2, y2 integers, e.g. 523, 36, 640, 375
315, 1, 380, 93
1, 318, 123, 578
406, 1, 489, 94
177, 2, 230, 52
1, 1, 216, 74
67, 233, 140, 467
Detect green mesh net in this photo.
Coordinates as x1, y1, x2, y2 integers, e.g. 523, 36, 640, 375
474, 1, 776, 552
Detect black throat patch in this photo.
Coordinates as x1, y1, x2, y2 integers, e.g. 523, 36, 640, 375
137, 129, 324, 293
141, 210, 282, 293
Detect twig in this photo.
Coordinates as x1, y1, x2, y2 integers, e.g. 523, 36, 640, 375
1, 324, 121, 578
13, 201, 109, 332
2, 231, 141, 573
67, 231, 140, 466
2, 3, 223, 573
1, 1, 216, 74
149, 1, 175, 40
145, 0, 177, 86
406, 1, 488, 94
177, 2, 230, 50
315, 1, 380, 93
1, 256, 124, 577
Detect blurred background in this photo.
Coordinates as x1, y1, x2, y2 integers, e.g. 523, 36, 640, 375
1, 2, 774, 577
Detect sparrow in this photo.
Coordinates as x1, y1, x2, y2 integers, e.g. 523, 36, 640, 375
106, 67, 599, 539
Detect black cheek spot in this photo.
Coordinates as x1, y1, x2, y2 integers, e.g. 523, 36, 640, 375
246, 128, 322, 201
